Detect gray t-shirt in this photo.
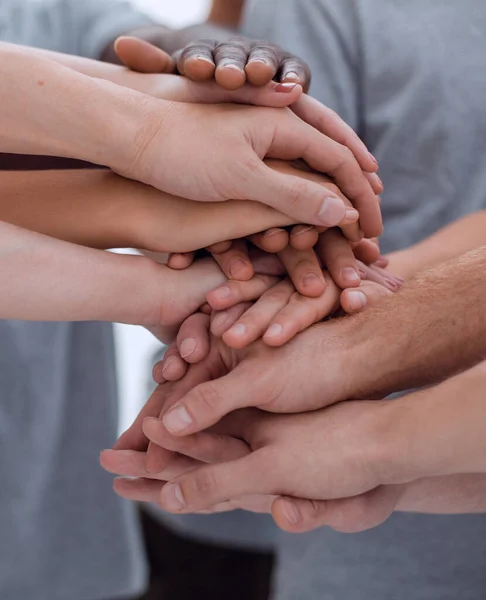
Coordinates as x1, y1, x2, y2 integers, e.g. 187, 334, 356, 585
0, 2, 153, 599
159, 1, 486, 598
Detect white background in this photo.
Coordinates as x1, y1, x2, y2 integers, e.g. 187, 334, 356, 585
115, 0, 210, 432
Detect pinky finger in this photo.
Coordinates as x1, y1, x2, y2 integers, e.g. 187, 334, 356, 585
167, 252, 196, 270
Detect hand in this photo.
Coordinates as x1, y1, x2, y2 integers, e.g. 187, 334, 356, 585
115, 38, 383, 237
115, 32, 312, 91
174, 36, 312, 92
121, 400, 404, 515
156, 264, 393, 380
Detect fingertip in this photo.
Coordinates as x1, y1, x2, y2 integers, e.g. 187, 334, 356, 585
342, 289, 368, 313
215, 65, 247, 90
181, 55, 215, 81
296, 273, 326, 298
245, 59, 275, 87
262, 322, 287, 346
271, 497, 303, 532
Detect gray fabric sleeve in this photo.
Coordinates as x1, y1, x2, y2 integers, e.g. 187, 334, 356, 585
0, 0, 154, 58
242, 0, 363, 131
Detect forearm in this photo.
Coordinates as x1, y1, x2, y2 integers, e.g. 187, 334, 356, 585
0, 166, 296, 253
342, 247, 486, 396
396, 474, 486, 514
0, 220, 161, 323
387, 211, 486, 280
0, 42, 151, 168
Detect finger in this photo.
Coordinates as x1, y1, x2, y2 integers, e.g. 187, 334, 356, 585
249, 228, 290, 254
278, 246, 326, 297
167, 252, 195, 270
158, 452, 272, 513
352, 238, 381, 264
100, 449, 197, 481
249, 248, 286, 276
211, 302, 252, 337
272, 486, 403, 534
176, 39, 217, 80
367, 263, 405, 289
291, 94, 378, 174
184, 78, 302, 107
317, 230, 361, 289
114, 477, 165, 503
357, 262, 403, 292
245, 42, 280, 86
143, 417, 250, 464
341, 280, 393, 314
289, 225, 319, 251
263, 272, 340, 346
209, 239, 254, 281
114, 36, 175, 73
208, 494, 276, 514
222, 280, 294, 349
113, 384, 167, 451
206, 240, 233, 254
213, 37, 251, 90
176, 312, 211, 364
153, 343, 187, 384
279, 55, 311, 92
206, 274, 279, 310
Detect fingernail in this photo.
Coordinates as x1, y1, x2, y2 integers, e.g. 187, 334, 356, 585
228, 323, 246, 337
264, 228, 282, 237
195, 55, 215, 65
281, 499, 301, 526
230, 259, 249, 278
180, 338, 197, 359
283, 71, 300, 82
343, 208, 359, 224
376, 175, 383, 188
265, 323, 284, 338
163, 405, 193, 433
275, 82, 297, 93
161, 483, 186, 511
218, 61, 244, 72
303, 273, 321, 288
161, 357, 174, 375
317, 197, 346, 227
347, 290, 367, 311
342, 268, 361, 284
291, 225, 314, 237
369, 152, 379, 166
216, 286, 231, 299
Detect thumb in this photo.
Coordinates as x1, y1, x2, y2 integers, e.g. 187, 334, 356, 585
114, 36, 175, 73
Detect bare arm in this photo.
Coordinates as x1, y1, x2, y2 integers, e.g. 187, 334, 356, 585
387, 210, 486, 279
0, 220, 228, 328
0, 161, 357, 253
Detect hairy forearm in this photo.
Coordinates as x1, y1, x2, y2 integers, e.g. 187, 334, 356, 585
0, 42, 153, 169
388, 211, 486, 280
343, 247, 486, 397
0, 167, 295, 252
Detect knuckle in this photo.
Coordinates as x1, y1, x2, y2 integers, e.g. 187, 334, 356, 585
192, 381, 222, 416
190, 469, 219, 498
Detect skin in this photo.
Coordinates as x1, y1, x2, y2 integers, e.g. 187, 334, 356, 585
104, 220, 486, 523
0, 42, 381, 231
106, 0, 312, 92
0, 220, 225, 332
102, 364, 486, 531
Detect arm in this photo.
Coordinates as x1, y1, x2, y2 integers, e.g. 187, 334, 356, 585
0, 220, 226, 329
0, 160, 349, 253
387, 210, 486, 279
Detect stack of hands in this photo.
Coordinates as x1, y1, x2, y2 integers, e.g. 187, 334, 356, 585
3, 35, 485, 535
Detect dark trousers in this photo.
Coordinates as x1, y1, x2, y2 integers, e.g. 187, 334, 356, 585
139, 509, 275, 600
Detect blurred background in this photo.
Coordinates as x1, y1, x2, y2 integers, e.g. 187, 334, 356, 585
114, 0, 211, 433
